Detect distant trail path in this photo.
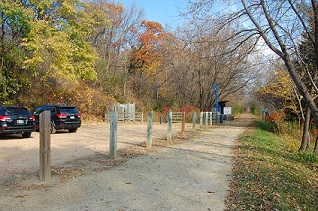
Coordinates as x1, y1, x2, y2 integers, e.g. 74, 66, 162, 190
0, 113, 256, 211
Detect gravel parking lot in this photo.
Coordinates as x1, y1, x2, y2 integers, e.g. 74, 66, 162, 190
0, 114, 255, 211
0, 122, 182, 182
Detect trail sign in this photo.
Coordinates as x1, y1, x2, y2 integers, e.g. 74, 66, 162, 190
224, 107, 232, 115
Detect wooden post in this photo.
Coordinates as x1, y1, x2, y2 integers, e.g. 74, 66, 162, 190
39, 110, 51, 182
200, 112, 203, 128
192, 112, 197, 130
109, 111, 118, 159
146, 111, 153, 148
209, 112, 213, 125
181, 112, 185, 133
206, 112, 208, 126
167, 112, 172, 141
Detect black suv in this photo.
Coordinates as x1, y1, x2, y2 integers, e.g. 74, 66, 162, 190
0, 105, 35, 138
33, 104, 81, 133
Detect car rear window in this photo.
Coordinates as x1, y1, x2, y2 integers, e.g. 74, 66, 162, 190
4, 108, 31, 116
34, 106, 56, 114
60, 107, 79, 114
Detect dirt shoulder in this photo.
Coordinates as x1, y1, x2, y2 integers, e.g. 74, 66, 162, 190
0, 113, 256, 211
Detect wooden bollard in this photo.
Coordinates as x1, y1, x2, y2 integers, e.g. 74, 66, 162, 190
39, 110, 51, 182
181, 112, 185, 133
205, 112, 208, 126
192, 112, 197, 130
146, 111, 153, 148
167, 112, 172, 141
109, 111, 118, 159
200, 112, 203, 128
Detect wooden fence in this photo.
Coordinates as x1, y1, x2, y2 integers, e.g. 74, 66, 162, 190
105, 112, 143, 123
171, 112, 184, 123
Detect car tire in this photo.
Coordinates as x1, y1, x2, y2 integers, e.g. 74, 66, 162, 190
68, 128, 77, 133
22, 132, 31, 138
50, 121, 57, 134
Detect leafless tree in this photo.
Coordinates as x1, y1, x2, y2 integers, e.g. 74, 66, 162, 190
186, 0, 318, 152
88, 1, 144, 97
166, 17, 259, 110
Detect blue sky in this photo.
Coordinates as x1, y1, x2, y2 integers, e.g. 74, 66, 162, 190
115, 0, 188, 27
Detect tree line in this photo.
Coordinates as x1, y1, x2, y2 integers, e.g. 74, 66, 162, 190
2, 0, 317, 152
0, 0, 256, 116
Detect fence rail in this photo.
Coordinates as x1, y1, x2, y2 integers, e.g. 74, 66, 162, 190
105, 112, 143, 123
171, 112, 184, 123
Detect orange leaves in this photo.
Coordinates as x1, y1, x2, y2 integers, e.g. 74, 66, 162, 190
106, 2, 124, 14
133, 20, 166, 63
128, 20, 168, 97
139, 20, 166, 44
266, 111, 284, 122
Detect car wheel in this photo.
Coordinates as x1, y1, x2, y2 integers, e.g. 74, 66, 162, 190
50, 121, 57, 134
22, 132, 31, 138
68, 128, 77, 133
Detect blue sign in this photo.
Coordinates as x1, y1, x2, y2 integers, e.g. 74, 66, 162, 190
212, 84, 219, 112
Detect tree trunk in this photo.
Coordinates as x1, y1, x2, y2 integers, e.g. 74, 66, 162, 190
299, 108, 311, 151
312, 0, 318, 153
314, 135, 318, 153
281, 55, 318, 154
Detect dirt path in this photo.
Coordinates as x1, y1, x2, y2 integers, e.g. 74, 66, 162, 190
0, 113, 255, 211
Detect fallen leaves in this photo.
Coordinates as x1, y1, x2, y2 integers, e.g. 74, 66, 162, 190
3, 180, 49, 191
52, 166, 83, 183
225, 128, 318, 210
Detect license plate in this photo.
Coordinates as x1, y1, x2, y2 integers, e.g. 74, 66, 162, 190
70, 116, 75, 119
17, 119, 25, 124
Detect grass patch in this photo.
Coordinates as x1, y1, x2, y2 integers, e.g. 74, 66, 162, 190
226, 120, 318, 210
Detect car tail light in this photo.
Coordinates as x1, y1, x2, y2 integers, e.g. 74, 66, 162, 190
56, 113, 67, 118
29, 115, 35, 121
77, 113, 82, 118
0, 115, 11, 121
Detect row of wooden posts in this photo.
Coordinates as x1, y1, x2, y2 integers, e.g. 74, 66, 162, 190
38, 111, 219, 182
108, 111, 219, 158
108, 111, 175, 160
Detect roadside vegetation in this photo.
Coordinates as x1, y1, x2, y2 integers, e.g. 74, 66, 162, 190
227, 120, 318, 210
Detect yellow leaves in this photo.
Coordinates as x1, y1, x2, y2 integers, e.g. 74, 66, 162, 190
20, 1, 98, 82
258, 69, 293, 98
257, 68, 301, 114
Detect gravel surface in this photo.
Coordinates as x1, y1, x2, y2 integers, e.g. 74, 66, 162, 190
0, 113, 255, 211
